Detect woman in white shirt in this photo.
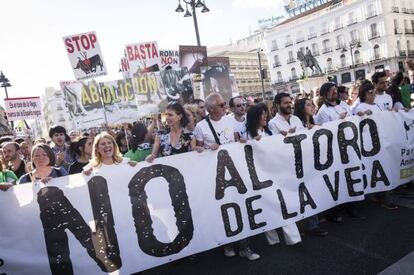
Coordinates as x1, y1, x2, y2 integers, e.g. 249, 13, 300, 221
244, 103, 302, 246
354, 80, 382, 116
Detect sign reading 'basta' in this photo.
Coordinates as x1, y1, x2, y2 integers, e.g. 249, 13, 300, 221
0, 111, 413, 274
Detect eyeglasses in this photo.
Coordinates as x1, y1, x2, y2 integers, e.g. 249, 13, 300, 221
217, 102, 226, 108
235, 103, 246, 108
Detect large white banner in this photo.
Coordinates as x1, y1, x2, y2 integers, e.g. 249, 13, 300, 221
0, 111, 413, 274
63, 31, 107, 80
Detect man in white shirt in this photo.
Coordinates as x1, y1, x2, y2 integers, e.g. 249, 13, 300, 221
193, 93, 260, 261
315, 82, 350, 125
228, 96, 247, 140
269, 93, 304, 135
372, 71, 393, 111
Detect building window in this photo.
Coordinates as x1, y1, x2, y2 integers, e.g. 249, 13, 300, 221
322, 39, 331, 53
277, 71, 283, 82
291, 68, 297, 79
354, 50, 361, 64
348, 11, 356, 25
350, 30, 359, 44
273, 55, 280, 67
407, 40, 411, 51
397, 40, 401, 51
336, 35, 344, 49
327, 58, 333, 70
322, 22, 329, 34
340, 54, 346, 67
370, 23, 378, 37
367, 3, 377, 18
373, 44, 380, 59
334, 17, 342, 30
311, 43, 319, 55
271, 40, 278, 51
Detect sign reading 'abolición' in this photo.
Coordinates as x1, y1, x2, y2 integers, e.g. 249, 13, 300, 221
0, 111, 413, 274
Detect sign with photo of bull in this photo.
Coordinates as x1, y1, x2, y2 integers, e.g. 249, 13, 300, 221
125, 41, 161, 75
98, 79, 139, 125
60, 80, 105, 129
201, 57, 232, 102
159, 49, 180, 70
179, 45, 207, 75
160, 67, 193, 104
63, 31, 107, 80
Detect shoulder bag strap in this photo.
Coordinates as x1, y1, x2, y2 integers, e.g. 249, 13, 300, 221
205, 116, 221, 145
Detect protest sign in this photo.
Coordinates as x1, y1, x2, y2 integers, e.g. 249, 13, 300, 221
119, 57, 132, 79
99, 79, 138, 125
201, 57, 232, 102
4, 97, 42, 121
131, 72, 166, 117
125, 41, 161, 75
179, 45, 207, 75
160, 67, 193, 104
0, 111, 413, 274
60, 80, 106, 129
63, 31, 107, 80
160, 49, 180, 70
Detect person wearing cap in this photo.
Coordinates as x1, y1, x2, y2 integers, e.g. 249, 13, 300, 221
49, 125, 74, 170
315, 82, 350, 125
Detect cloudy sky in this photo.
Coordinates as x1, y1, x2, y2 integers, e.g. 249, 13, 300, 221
0, 0, 286, 99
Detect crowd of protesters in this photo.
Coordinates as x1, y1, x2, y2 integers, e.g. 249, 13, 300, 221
0, 63, 413, 263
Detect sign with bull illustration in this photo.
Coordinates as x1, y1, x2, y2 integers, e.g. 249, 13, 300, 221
63, 31, 107, 80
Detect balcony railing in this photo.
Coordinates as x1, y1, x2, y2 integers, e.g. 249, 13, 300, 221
401, 8, 408, 13
285, 41, 293, 47
326, 66, 335, 72
335, 43, 346, 50
296, 37, 305, 44
368, 32, 381, 40
287, 58, 296, 64
333, 24, 343, 31
405, 28, 414, 34
408, 50, 414, 57
273, 62, 281, 68
321, 30, 330, 36
395, 28, 403, 34
347, 20, 358, 26
312, 50, 320, 56
339, 63, 348, 69
409, 8, 414, 14
355, 59, 363, 65
372, 55, 381, 61
392, 6, 399, 13
289, 76, 299, 81
308, 33, 317, 40
399, 50, 407, 57
271, 46, 278, 52
322, 47, 333, 54
274, 79, 285, 85
366, 12, 377, 19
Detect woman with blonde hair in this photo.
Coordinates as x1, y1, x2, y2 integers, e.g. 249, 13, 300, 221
84, 132, 136, 174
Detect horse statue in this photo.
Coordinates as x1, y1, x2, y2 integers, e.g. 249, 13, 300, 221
296, 47, 322, 76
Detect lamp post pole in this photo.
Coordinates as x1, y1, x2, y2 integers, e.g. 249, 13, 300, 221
257, 50, 265, 100
0, 71, 13, 129
175, 0, 210, 47
342, 42, 361, 84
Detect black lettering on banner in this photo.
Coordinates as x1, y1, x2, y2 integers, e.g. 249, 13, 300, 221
298, 182, 317, 214
313, 129, 333, 170
344, 167, 364, 196
220, 203, 243, 237
323, 171, 340, 201
360, 118, 381, 157
245, 195, 266, 230
216, 150, 247, 200
128, 164, 194, 257
338, 121, 361, 163
37, 176, 121, 275
362, 164, 368, 189
371, 160, 390, 188
244, 145, 273, 190
283, 134, 307, 179
277, 189, 298, 220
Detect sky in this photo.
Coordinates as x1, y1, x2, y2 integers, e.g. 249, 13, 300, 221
0, 0, 286, 101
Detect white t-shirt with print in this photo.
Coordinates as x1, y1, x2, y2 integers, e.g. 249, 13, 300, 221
228, 114, 247, 139
194, 116, 235, 149
268, 113, 305, 135
315, 103, 351, 124
354, 103, 382, 115
374, 93, 393, 111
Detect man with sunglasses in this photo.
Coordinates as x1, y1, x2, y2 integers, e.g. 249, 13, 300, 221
228, 96, 247, 140
194, 93, 260, 261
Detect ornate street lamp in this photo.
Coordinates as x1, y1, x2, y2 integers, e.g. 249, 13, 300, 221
342, 41, 361, 83
175, 0, 210, 46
